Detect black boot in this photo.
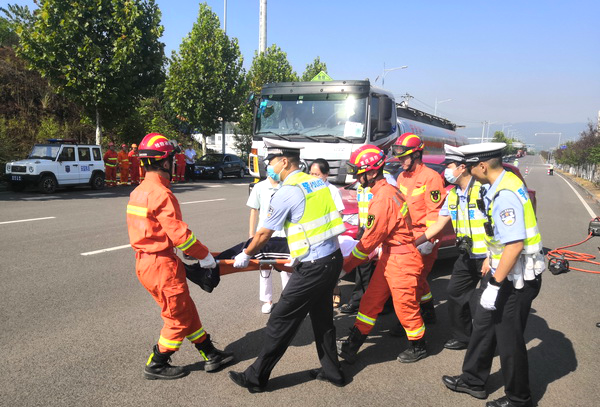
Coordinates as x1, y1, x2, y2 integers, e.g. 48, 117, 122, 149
420, 301, 436, 324
195, 334, 234, 372
398, 338, 428, 363
337, 326, 367, 364
144, 345, 189, 380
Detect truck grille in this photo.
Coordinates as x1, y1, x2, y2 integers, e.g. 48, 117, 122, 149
11, 165, 26, 173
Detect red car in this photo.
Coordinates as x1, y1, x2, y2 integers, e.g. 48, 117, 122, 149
339, 155, 536, 259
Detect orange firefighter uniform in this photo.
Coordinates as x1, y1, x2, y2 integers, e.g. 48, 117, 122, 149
175, 152, 186, 182
128, 147, 140, 185
396, 163, 446, 305
117, 147, 130, 185
344, 177, 425, 340
127, 171, 211, 353
103, 148, 118, 187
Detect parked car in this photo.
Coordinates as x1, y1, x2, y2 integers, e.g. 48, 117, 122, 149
194, 153, 247, 180
339, 154, 536, 259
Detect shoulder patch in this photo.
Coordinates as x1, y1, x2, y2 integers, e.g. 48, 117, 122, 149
366, 214, 375, 229
430, 190, 441, 203
267, 205, 275, 218
500, 208, 516, 226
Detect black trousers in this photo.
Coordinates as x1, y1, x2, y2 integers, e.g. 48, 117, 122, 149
461, 273, 542, 407
185, 163, 195, 181
347, 259, 377, 307
244, 249, 344, 388
447, 253, 484, 343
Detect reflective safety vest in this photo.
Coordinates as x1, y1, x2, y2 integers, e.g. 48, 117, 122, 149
283, 171, 346, 259
448, 179, 487, 256
357, 185, 373, 228
485, 171, 542, 269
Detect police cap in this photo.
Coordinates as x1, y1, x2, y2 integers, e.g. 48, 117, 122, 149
458, 142, 506, 164
264, 138, 303, 162
442, 144, 466, 165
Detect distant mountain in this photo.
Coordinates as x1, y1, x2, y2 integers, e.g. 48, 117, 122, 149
456, 121, 591, 151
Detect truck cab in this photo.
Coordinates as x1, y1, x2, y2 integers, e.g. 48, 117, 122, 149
4, 139, 105, 193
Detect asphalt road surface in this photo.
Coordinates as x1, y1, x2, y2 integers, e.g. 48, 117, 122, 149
1, 157, 599, 407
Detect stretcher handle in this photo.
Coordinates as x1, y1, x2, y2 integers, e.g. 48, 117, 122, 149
216, 259, 288, 265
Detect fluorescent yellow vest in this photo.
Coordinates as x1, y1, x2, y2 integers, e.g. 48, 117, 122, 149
485, 171, 542, 269
283, 171, 346, 259
357, 185, 373, 228
448, 179, 487, 256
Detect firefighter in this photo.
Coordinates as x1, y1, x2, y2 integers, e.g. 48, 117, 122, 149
413, 144, 488, 350
442, 142, 544, 407
103, 142, 118, 187
117, 143, 130, 185
128, 144, 140, 185
127, 132, 233, 380
175, 147, 186, 183
393, 133, 446, 323
337, 145, 427, 364
228, 139, 346, 392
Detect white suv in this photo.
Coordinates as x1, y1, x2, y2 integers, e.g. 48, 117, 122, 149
4, 140, 105, 193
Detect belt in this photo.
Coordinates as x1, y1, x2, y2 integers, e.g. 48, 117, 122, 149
382, 244, 415, 255
136, 248, 176, 259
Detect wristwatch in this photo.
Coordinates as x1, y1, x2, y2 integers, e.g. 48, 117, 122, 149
489, 275, 502, 287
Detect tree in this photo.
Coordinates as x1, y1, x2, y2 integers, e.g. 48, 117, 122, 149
164, 3, 245, 155
11, 0, 165, 145
301, 56, 327, 81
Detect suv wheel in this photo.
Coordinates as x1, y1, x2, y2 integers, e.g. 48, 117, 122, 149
38, 175, 57, 194
216, 169, 224, 180
91, 172, 105, 190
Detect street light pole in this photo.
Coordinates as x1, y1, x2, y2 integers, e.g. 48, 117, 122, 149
221, 0, 228, 154
434, 98, 451, 116
377, 63, 408, 86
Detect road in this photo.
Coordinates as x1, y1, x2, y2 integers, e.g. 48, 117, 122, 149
1, 157, 599, 407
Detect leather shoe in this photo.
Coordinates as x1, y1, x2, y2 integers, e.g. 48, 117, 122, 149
486, 396, 530, 407
442, 375, 486, 399
444, 338, 468, 350
339, 303, 359, 314
308, 368, 346, 387
228, 371, 265, 393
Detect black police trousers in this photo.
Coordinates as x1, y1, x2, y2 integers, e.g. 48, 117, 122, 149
461, 273, 542, 407
346, 259, 377, 308
447, 253, 484, 344
244, 249, 344, 388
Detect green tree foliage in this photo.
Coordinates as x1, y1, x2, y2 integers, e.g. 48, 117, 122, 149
11, 0, 165, 145
301, 56, 327, 81
164, 3, 245, 155
492, 131, 520, 155
554, 121, 600, 165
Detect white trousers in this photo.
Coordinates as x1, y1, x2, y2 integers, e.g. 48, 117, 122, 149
259, 270, 292, 303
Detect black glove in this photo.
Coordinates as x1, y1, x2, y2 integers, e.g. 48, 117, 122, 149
414, 233, 428, 247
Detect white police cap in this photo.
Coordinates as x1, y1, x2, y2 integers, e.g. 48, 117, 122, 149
458, 142, 507, 164
443, 144, 466, 164
263, 138, 303, 162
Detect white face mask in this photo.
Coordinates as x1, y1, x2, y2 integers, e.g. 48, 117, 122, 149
444, 167, 460, 184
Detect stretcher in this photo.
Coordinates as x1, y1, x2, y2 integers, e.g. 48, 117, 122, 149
214, 256, 294, 275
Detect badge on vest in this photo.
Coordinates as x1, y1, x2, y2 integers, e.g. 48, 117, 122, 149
430, 190, 441, 203
366, 214, 375, 229
500, 208, 516, 226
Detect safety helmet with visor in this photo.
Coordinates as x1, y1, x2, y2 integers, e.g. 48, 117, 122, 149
392, 133, 424, 158
138, 133, 176, 170
347, 145, 386, 176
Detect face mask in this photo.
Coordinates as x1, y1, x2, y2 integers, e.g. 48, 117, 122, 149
266, 159, 284, 182
444, 167, 459, 184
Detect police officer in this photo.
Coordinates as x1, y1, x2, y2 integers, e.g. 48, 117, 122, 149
228, 139, 347, 392
414, 144, 488, 350
442, 142, 545, 407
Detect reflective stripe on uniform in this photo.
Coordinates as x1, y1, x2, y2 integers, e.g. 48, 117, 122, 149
127, 205, 148, 217
186, 327, 206, 342
398, 184, 408, 195
411, 185, 426, 196
357, 312, 376, 326
177, 233, 197, 251
352, 246, 368, 260
421, 292, 433, 302
406, 323, 425, 338
158, 336, 182, 350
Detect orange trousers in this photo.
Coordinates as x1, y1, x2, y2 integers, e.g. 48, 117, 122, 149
140, 166, 146, 181
417, 242, 440, 304
175, 164, 185, 182
105, 166, 117, 187
136, 252, 207, 353
130, 165, 140, 184
354, 247, 426, 340
119, 166, 130, 185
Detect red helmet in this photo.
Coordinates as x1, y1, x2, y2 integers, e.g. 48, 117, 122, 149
138, 133, 174, 161
347, 145, 385, 176
392, 133, 424, 158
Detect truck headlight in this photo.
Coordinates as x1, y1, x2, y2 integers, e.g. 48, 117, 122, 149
5, 164, 10, 172
342, 213, 359, 226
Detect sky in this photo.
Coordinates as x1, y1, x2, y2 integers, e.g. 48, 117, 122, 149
5, 0, 600, 144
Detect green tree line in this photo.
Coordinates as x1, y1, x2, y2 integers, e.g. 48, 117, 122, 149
0, 1, 329, 173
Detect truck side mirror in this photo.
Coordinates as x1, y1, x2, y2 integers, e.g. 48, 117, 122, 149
376, 96, 393, 134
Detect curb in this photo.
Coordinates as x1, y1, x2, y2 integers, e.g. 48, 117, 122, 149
556, 170, 600, 208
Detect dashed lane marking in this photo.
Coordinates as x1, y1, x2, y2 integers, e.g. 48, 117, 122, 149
22, 196, 60, 200
0, 216, 56, 225
180, 198, 226, 205
86, 192, 115, 196
81, 244, 131, 256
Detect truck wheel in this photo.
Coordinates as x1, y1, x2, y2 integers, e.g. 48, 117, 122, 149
38, 175, 57, 194
216, 169, 224, 180
91, 172, 105, 190
10, 182, 26, 192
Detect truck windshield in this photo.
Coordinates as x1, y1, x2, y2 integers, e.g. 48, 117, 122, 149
255, 93, 368, 142
28, 145, 60, 160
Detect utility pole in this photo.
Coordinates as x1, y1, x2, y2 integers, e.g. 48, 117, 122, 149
400, 93, 413, 107
259, 0, 267, 54
221, 0, 228, 154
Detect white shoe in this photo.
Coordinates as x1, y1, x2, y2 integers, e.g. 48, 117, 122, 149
261, 302, 272, 314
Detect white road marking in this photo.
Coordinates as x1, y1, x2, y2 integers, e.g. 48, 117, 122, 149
557, 173, 597, 218
181, 198, 226, 205
23, 196, 60, 200
0, 216, 56, 225
81, 244, 131, 256
174, 186, 194, 190
87, 192, 114, 196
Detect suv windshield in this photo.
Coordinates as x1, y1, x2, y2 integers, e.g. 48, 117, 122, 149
29, 145, 60, 160
255, 93, 368, 142
198, 154, 224, 164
